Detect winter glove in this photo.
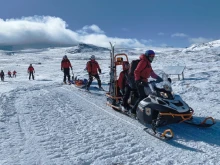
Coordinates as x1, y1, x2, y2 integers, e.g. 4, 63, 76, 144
136, 80, 148, 87
156, 76, 163, 83
98, 69, 101, 74
71, 67, 73, 70
167, 78, 172, 83
135, 80, 143, 87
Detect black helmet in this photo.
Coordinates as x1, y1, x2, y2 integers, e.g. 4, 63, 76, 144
144, 50, 155, 63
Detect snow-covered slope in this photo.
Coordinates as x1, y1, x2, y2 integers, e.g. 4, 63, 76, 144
67, 43, 110, 54
183, 39, 220, 52
0, 45, 219, 165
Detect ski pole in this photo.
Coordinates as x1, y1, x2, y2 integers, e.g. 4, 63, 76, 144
71, 70, 74, 81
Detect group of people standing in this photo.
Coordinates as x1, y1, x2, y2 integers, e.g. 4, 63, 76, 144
61, 54, 104, 90
0, 70, 17, 81
2, 51, 161, 118
7, 70, 17, 78
0, 64, 35, 82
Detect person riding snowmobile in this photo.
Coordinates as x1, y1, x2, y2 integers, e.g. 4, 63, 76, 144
61, 55, 73, 84
118, 61, 132, 112
130, 50, 163, 117
86, 55, 103, 91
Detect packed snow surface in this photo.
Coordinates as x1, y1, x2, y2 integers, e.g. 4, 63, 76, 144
0, 44, 219, 165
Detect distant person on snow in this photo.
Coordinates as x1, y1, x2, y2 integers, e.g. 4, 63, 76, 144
130, 50, 163, 117
61, 55, 73, 84
28, 64, 35, 80
13, 70, 17, 77
8, 70, 12, 78
0, 70, 4, 81
118, 61, 132, 112
86, 55, 103, 91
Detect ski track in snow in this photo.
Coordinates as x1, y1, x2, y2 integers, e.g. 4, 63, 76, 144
0, 81, 219, 165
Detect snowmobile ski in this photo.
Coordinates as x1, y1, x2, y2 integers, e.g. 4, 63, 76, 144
143, 127, 174, 141
184, 117, 215, 127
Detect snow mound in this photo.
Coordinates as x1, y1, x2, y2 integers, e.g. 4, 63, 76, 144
67, 43, 110, 54
183, 40, 220, 52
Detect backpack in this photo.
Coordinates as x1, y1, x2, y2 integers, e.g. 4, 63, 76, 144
127, 59, 141, 89
127, 59, 148, 89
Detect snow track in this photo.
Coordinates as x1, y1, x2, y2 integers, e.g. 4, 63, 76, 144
0, 82, 219, 165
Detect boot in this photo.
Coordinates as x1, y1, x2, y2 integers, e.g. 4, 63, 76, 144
99, 86, 104, 91
85, 86, 89, 91
120, 104, 127, 112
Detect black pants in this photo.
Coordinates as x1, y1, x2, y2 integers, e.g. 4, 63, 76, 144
122, 85, 131, 108
63, 68, 70, 82
131, 84, 147, 114
29, 72, 34, 80
87, 74, 101, 88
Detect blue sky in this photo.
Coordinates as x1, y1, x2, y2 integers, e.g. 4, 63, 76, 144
0, 0, 220, 48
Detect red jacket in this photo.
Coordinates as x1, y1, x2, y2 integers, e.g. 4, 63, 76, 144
61, 59, 72, 69
134, 54, 158, 82
118, 70, 129, 89
86, 60, 100, 75
28, 66, 35, 72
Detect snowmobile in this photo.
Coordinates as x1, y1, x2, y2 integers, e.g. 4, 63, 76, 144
106, 42, 215, 140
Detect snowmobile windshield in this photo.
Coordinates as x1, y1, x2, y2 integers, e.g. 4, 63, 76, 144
155, 72, 172, 92
155, 81, 172, 92
151, 72, 174, 99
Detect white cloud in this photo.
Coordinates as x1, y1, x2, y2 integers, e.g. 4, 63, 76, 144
77, 24, 104, 34
78, 34, 146, 48
158, 32, 165, 36
171, 33, 188, 38
122, 28, 129, 32
0, 16, 147, 48
0, 16, 78, 46
141, 39, 153, 44
189, 37, 213, 44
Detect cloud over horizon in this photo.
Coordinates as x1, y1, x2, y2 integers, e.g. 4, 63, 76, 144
0, 16, 146, 48
171, 33, 188, 38
189, 37, 213, 44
